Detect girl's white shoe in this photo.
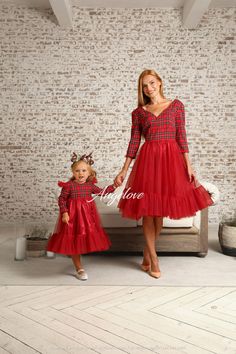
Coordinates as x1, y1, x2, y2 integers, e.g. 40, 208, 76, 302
76, 268, 88, 281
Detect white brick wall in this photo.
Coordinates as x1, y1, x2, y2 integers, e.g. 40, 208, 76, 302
0, 5, 235, 223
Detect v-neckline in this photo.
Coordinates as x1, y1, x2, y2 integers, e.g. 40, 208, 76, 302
141, 99, 176, 119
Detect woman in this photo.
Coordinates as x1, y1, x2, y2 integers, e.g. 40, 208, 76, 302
114, 69, 213, 279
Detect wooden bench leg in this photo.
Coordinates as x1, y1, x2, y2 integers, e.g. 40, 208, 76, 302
198, 207, 208, 256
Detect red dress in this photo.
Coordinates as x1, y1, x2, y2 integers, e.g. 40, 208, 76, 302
118, 99, 213, 220
47, 180, 115, 255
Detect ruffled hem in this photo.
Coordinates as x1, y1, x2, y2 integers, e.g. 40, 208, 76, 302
46, 198, 111, 255
118, 139, 214, 220
118, 185, 213, 220
46, 230, 111, 255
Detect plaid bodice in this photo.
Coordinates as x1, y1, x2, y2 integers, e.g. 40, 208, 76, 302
58, 180, 115, 214
126, 99, 189, 159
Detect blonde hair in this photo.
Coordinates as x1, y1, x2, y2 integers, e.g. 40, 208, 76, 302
70, 160, 97, 182
138, 69, 165, 106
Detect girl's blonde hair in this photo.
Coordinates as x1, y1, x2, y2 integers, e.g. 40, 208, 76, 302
70, 160, 97, 182
138, 69, 165, 106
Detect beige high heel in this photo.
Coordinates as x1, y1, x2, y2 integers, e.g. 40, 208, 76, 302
148, 269, 161, 278
148, 258, 161, 278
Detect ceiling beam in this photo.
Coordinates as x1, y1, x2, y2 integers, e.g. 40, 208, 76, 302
49, 0, 73, 27
183, 0, 212, 29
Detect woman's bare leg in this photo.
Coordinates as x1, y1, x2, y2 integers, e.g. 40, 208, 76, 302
142, 216, 160, 274
142, 245, 151, 266
71, 254, 82, 270
154, 217, 163, 240
142, 217, 163, 266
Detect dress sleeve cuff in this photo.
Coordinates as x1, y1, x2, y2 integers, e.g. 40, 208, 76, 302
60, 208, 68, 214
125, 154, 135, 159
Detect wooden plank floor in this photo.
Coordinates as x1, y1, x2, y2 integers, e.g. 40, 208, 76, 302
0, 285, 236, 354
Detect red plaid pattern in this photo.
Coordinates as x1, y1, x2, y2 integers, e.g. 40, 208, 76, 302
126, 99, 189, 158
58, 181, 115, 214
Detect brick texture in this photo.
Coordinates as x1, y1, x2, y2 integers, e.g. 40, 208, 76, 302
0, 5, 235, 224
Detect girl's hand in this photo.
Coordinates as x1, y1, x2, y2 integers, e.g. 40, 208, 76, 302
62, 212, 69, 224
114, 170, 127, 187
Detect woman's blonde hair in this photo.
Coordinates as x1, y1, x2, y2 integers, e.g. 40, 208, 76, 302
138, 69, 165, 106
70, 160, 97, 182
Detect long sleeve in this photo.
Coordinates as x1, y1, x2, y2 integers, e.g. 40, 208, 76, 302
125, 110, 142, 159
58, 184, 71, 213
175, 101, 189, 153
91, 184, 115, 196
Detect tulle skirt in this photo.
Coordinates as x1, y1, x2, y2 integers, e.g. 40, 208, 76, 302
46, 198, 111, 255
118, 140, 213, 220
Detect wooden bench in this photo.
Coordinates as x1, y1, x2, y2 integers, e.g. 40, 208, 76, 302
102, 208, 208, 257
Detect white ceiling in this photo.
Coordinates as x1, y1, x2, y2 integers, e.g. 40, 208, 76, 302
1, 0, 235, 29
0, 0, 236, 8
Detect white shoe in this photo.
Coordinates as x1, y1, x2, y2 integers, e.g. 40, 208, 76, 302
76, 268, 88, 281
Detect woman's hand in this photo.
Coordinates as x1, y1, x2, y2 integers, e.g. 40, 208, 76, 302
182, 153, 196, 183
114, 158, 132, 187
114, 169, 127, 187
187, 164, 196, 183
62, 212, 69, 224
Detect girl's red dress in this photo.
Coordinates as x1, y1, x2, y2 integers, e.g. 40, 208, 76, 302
47, 180, 115, 255
118, 99, 213, 220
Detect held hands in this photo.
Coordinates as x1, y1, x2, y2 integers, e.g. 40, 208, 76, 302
62, 212, 69, 224
114, 169, 127, 187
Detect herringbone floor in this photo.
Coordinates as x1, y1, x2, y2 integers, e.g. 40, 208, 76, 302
0, 285, 236, 353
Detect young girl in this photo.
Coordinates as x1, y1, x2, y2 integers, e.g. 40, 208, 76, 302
47, 152, 116, 281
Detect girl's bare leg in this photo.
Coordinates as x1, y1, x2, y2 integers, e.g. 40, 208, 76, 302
71, 254, 82, 270
142, 216, 160, 274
